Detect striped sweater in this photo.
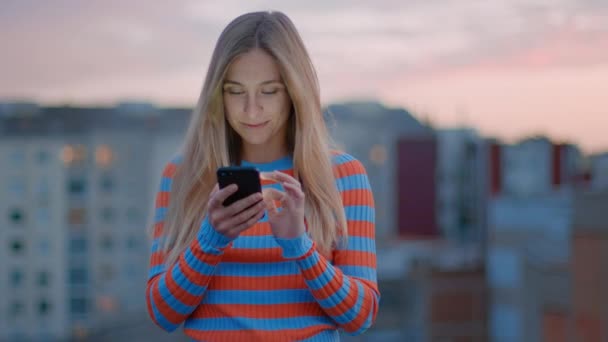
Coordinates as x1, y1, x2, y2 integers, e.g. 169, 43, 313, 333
146, 152, 379, 341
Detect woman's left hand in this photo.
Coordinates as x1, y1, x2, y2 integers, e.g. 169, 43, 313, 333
260, 171, 306, 239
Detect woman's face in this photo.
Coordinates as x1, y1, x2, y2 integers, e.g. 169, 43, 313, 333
223, 49, 292, 153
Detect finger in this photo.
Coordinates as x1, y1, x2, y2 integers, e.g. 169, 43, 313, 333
230, 207, 266, 236
283, 182, 304, 200
210, 183, 219, 197
212, 184, 238, 207
271, 171, 301, 187
225, 200, 266, 231
262, 187, 285, 202
264, 196, 278, 216
225, 192, 263, 216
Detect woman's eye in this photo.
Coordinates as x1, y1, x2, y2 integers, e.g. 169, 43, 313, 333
261, 89, 278, 95
226, 89, 244, 95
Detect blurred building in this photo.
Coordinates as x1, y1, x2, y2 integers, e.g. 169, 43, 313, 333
486, 191, 573, 342
590, 152, 608, 190
490, 136, 583, 197
0, 104, 189, 341
436, 128, 489, 246
325, 102, 434, 242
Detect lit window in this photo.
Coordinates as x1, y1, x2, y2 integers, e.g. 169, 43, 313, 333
61, 145, 87, 165
369, 144, 388, 166
97, 296, 118, 313
95, 145, 114, 168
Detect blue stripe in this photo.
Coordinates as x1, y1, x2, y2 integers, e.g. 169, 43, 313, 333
151, 237, 164, 252
148, 265, 165, 280
202, 289, 315, 305
155, 207, 167, 223
149, 286, 178, 332
185, 315, 334, 331
298, 251, 321, 271
332, 153, 355, 166
159, 177, 172, 192
335, 175, 370, 192
344, 206, 375, 222
319, 277, 351, 309
352, 305, 374, 335
305, 264, 336, 291
158, 275, 198, 315
183, 247, 217, 277
215, 261, 299, 277
261, 182, 285, 192
232, 235, 278, 249
338, 236, 376, 253
333, 281, 365, 324
338, 265, 377, 283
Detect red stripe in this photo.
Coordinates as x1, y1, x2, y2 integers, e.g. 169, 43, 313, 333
191, 302, 324, 319
211, 275, 306, 290
333, 250, 377, 268
184, 325, 333, 342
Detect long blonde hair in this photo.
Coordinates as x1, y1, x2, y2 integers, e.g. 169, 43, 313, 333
159, 11, 347, 266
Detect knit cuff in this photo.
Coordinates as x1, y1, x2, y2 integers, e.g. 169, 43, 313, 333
197, 216, 232, 254
275, 233, 314, 260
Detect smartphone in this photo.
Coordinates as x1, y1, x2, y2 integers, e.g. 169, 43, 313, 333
217, 166, 262, 206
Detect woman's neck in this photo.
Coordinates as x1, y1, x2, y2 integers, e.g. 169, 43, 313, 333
241, 143, 289, 164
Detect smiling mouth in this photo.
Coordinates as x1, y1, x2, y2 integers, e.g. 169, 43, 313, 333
243, 121, 269, 128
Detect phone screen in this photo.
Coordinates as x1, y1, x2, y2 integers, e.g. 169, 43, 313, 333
217, 166, 262, 206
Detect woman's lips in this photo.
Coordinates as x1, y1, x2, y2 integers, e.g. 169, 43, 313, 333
243, 121, 269, 128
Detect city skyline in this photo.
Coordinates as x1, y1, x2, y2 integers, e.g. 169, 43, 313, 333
1, 0, 607, 153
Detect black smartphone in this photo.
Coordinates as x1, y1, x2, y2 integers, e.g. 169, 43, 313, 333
217, 166, 262, 206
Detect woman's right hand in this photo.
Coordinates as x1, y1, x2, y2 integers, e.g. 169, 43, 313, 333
206, 184, 266, 239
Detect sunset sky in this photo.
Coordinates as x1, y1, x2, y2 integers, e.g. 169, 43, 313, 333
1, 0, 607, 153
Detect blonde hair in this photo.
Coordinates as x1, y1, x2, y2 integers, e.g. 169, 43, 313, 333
158, 11, 347, 266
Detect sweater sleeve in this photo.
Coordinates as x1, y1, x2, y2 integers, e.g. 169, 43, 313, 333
274, 155, 380, 336
145, 158, 233, 332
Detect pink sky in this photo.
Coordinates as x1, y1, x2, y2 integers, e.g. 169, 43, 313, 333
1, 0, 607, 153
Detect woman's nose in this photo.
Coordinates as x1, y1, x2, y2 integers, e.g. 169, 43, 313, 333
244, 94, 263, 118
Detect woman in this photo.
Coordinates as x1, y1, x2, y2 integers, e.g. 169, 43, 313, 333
146, 11, 379, 341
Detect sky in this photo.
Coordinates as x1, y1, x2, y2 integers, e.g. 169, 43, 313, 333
1, 0, 607, 153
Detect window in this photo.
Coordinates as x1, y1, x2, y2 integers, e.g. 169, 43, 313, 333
100, 235, 113, 251
369, 144, 388, 166
9, 208, 25, 225
36, 208, 50, 225
10, 269, 24, 288
38, 299, 52, 316
97, 295, 118, 313
7, 179, 26, 197
68, 178, 86, 194
38, 239, 51, 256
488, 248, 521, 289
69, 268, 88, 284
126, 236, 138, 251
69, 237, 87, 253
68, 208, 87, 225
10, 239, 25, 255
126, 207, 139, 223
38, 271, 50, 287
37, 150, 50, 164
100, 207, 114, 223
10, 300, 25, 317
100, 174, 114, 193
70, 298, 89, 315
100, 264, 115, 282
9, 149, 25, 165
95, 145, 114, 168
